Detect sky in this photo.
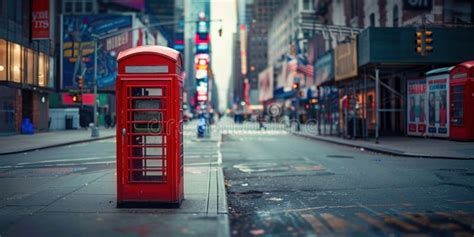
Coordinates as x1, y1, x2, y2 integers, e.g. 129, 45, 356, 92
210, 0, 237, 112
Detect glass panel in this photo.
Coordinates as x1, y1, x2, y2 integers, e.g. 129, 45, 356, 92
48, 57, 55, 88
26, 48, 34, 85
134, 99, 162, 109
132, 87, 163, 97
0, 39, 6, 81
38, 53, 45, 87
10, 43, 22, 83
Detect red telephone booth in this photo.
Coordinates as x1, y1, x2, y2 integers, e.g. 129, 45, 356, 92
449, 61, 474, 141
116, 46, 184, 207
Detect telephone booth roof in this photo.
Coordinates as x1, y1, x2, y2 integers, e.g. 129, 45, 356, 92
117, 45, 182, 66
455, 61, 474, 69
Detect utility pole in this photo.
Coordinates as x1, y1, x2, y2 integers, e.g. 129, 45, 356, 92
91, 39, 99, 137
375, 68, 380, 144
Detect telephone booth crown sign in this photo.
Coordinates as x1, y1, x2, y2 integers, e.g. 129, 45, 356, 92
116, 46, 184, 206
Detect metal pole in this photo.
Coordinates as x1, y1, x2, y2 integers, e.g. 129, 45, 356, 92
91, 39, 99, 137
352, 81, 356, 139
375, 68, 380, 143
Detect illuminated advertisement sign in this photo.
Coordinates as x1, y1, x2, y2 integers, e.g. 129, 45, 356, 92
62, 14, 133, 90
32, 0, 51, 40
196, 43, 209, 53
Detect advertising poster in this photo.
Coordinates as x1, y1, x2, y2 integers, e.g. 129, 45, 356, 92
407, 79, 427, 136
427, 75, 449, 137
62, 15, 133, 90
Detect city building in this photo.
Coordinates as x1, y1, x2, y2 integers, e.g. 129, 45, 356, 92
246, 0, 283, 105
0, 0, 57, 134
310, 0, 474, 138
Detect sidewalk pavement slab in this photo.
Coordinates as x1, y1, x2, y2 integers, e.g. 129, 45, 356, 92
0, 129, 229, 237
0, 129, 116, 156
293, 128, 474, 159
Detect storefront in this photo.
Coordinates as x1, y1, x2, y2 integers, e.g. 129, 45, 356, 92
314, 50, 338, 135
0, 39, 55, 134
357, 27, 474, 139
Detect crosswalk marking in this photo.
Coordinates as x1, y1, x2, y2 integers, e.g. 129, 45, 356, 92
356, 213, 387, 232
301, 214, 328, 234
320, 213, 350, 232
381, 215, 419, 232
402, 212, 462, 230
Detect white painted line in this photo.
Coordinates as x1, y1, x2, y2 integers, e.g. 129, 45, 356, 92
16, 156, 116, 166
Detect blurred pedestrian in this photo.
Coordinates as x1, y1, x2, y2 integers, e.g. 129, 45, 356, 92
257, 113, 267, 130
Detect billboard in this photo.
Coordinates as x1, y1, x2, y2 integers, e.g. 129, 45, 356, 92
407, 79, 427, 136
335, 40, 357, 81
314, 50, 334, 86
61, 15, 133, 90
32, 0, 51, 39
427, 73, 450, 137
258, 67, 273, 102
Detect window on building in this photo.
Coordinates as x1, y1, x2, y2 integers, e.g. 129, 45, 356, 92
38, 53, 45, 87
351, 0, 358, 18
370, 13, 375, 27
75, 1, 83, 13
0, 39, 6, 81
48, 57, 54, 88
65, 2, 73, 13
26, 48, 34, 85
393, 5, 399, 27
303, 0, 310, 10
85, 1, 93, 12
9, 43, 22, 83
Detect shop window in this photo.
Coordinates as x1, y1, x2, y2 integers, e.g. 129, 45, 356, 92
0, 39, 6, 81
48, 57, 55, 88
26, 48, 34, 85
10, 43, 22, 83
38, 53, 45, 87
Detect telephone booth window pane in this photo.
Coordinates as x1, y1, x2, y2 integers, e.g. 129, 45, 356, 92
127, 86, 168, 182
451, 85, 464, 126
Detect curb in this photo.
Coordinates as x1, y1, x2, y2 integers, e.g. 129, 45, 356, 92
293, 132, 473, 160
0, 135, 116, 156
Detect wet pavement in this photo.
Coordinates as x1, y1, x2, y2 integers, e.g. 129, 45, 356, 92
222, 131, 474, 236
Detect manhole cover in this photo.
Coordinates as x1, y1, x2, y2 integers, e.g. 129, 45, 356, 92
326, 155, 354, 159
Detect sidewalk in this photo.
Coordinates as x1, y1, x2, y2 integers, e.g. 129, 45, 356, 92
293, 126, 474, 159
0, 129, 116, 155
0, 126, 229, 236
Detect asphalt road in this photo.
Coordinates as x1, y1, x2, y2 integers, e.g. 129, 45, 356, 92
222, 132, 474, 236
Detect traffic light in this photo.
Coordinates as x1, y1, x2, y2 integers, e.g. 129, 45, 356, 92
415, 28, 434, 56
415, 30, 424, 55
71, 93, 82, 103
424, 30, 433, 53
218, 28, 222, 37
